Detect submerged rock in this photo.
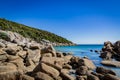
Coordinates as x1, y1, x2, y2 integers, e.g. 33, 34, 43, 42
94, 50, 99, 53
96, 67, 116, 75
101, 60, 120, 67
103, 74, 120, 80
90, 50, 93, 52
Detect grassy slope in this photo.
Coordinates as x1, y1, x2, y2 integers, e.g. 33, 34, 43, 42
0, 18, 72, 43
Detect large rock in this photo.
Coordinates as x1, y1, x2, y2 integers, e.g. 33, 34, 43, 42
0, 63, 17, 73
25, 58, 36, 72
17, 41, 26, 47
0, 42, 5, 48
63, 63, 72, 69
0, 39, 8, 45
115, 55, 120, 61
7, 31, 17, 42
0, 71, 21, 80
70, 56, 80, 69
78, 58, 96, 70
96, 67, 116, 75
100, 51, 112, 60
76, 66, 88, 75
9, 57, 26, 73
17, 38, 31, 47
63, 55, 73, 63
104, 41, 113, 46
0, 63, 22, 80
41, 55, 72, 65
0, 60, 19, 80
29, 43, 40, 49
6, 43, 18, 48
33, 62, 60, 79
41, 57, 64, 70
27, 49, 41, 64
41, 45, 56, 57
114, 41, 120, 61
87, 74, 100, 80
0, 54, 7, 61
41, 57, 65, 66
91, 72, 104, 80
10, 32, 25, 43
100, 41, 120, 61
60, 69, 75, 80
20, 74, 34, 80
41, 53, 52, 57
76, 76, 85, 80
4, 44, 22, 55
114, 41, 120, 54
102, 41, 113, 52
7, 55, 20, 61
103, 74, 120, 80
56, 52, 64, 57
17, 50, 27, 59
33, 72, 54, 80
0, 49, 6, 55
101, 60, 120, 67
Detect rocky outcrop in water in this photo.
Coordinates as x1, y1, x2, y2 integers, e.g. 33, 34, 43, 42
101, 61, 120, 67
99, 41, 120, 68
100, 41, 120, 61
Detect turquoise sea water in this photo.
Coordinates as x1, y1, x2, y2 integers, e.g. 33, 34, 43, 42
54, 45, 120, 77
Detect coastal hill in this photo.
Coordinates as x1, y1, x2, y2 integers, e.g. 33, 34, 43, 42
0, 18, 73, 45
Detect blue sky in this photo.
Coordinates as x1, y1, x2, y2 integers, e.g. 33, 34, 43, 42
0, 0, 120, 44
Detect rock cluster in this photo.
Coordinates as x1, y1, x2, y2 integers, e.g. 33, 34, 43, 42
0, 30, 120, 80
70, 56, 120, 80
100, 41, 120, 60
99, 41, 120, 68
0, 30, 76, 80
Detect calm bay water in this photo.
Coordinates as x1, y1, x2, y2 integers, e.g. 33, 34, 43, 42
54, 45, 120, 77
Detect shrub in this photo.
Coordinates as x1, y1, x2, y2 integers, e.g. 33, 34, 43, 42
0, 32, 9, 41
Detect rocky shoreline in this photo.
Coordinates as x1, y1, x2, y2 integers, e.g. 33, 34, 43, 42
0, 30, 120, 80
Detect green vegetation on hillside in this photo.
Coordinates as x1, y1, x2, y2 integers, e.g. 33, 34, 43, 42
0, 18, 72, 43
